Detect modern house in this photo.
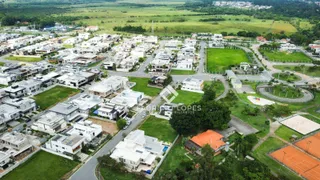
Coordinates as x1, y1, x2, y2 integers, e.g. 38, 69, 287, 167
16, 79, 42, 95
3, 85, 26, 98
3, 97, 36, 115
66, 120, 102, 143
181, 78, 204, 93
0, 132, 33, 160
95, 102, 127, 120
48, 102, 81, 122
45, 134, 85, 156
185, 130, 226, 156
110, 89, 144, 108
88, 76, 129, 97
57, 71, 95, 88
0, 104, 20, 125
226, 70, 242, 89
31, 112, 67, 135
110, 130, 165, 172
70, 94, 102, 115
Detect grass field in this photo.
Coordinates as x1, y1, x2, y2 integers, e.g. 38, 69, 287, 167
273, 65, 320, 77
139, 116, 177, 143
207, 48, 250, 73
129, 77, 161, 97
33, 86, 80, 110
170, 69, 196, 75
155, 137, 192, 177
275, 125, 302, 141
2, 151, 78, 180
253, 137, 301, 180
6, 56, 43, 62
0, 62, 5, 66
260, 50, 312, 62
100, 167, 136, 180
272, 72, 301, 82
302, 114, 320, 124
172, 90, 203, 105
270, 85, 302, 98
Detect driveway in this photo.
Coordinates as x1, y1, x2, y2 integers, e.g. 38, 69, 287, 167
228, 116, 259, 136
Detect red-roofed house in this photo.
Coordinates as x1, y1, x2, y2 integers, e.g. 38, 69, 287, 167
185, 130, 226, 156
256, 36, 266, 42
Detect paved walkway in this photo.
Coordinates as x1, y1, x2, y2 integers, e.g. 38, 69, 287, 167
253, 121, 281, 151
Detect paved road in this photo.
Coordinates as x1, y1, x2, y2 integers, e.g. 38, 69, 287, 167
229, 116, 259, 135
197, 41, 206, 74
70, 95, 162, 180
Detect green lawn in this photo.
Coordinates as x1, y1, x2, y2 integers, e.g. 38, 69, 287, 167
270, 85, 302, 99
272, 73, 301, 82
2, 151, 78, 180
275, 125, 302, 141
33, 86, 80, 110
170, 70, 196, 75
6, 56, 43, 62
0, 62, 5, 66
302, 114, 320, 124
253, 137, 301, 180
88, 60, 103, 68
63, 44, 74, 49
273, 65, 320, 77
260, 50, 312, 62
207, 48, 250, 73
139, 116, 177, 143
129, 77, 162, 97
100, 167, 136, 180
155, 137, 192, 177
172, 90, 203, 105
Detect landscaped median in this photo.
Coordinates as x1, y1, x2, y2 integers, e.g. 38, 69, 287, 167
2, 151, 79, 180
33, 85, 80, 110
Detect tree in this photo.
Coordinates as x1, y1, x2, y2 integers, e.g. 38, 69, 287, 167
202, 82, 216, 102
170, 106, 199, 135
116, 118, 127, 130
163, 75, 172, 87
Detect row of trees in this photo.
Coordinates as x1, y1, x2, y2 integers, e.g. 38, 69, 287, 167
113, 25, 147, 33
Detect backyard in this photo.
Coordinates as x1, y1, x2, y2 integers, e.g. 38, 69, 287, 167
207, 48, 250, 73
6, 55, 43, 62
260, 50, 312, 62
252, 137, 301, 180
139, 116, 177, 143
129, 77, 162, 97
2, 151, 78, 180
33, 85, 80, 110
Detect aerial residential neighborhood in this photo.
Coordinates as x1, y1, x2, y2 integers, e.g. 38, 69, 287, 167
0, 0, 319, 180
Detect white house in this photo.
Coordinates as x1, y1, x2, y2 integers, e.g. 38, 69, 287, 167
16, 79, 42, 95
96, 102, 127, 120
181, 78, 204, 93
110, 130, 164, 172
3, 85, 27, 98
49, 103, 81, 122
70, 94, 102, 115
226, 70, 242, 89
89, 76, 129, 97
31, 112, 67, 135
0, 104, 20, 125
45, 134, 85, 156
57, 71, 95, 88
0, 151, 11, 169
0, 132, 33, 159
110, 89, 144, 108
3, 97, 36, 114
279, 43, 298, 52
67, 120, 102, 143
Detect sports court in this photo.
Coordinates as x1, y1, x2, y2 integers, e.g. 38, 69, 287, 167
247, 96, 275, 106
281, 115, 320, 135
271, 146, 320, 180
295, 132, 320, 159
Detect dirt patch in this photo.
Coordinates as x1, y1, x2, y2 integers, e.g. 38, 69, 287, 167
88, 117, 118, 136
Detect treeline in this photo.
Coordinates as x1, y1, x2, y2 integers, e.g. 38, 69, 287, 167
199, 17, 225, 22
113, 25, 146, 33
1, 15, 88, 28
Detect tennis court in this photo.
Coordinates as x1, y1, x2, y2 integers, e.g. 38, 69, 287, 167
271, 146, 320, 180
295, 132, 320, 159
281, 115, 320, 135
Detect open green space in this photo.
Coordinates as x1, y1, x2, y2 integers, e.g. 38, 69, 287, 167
100, 166, 136, 180
270, 85, 302, 98
260, 50, 312, 62
253, 137, 301, 180
156, 137, 192, 177
302, 114, 320, 124
272, 72, 301, 82
275, 125, 302, 141
273, 65, 320, 77
207, 48, 250, 73
2, 150, 78, 180
6, 56, 43, 62
170, 69, 196, 75
33, 85, 80, 110
172, 90, 203, 105
139, 116, 177, 143
129, 77, 161, 97
0, 62, 5, 66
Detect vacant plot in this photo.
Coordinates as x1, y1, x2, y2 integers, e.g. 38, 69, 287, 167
2, 150, 78, 180
129, 77, 161, 97
253, 137, 301, 180
271, 145, 320, 180
88, 117, 118, 135
273, 65, 320, 77
33, 86, 80, 110
6, 56, 43, 62
100, 166, 136, 180
139, 116, 177, 143
272, 73, 301, 82
275, 125, 302, 141
172, 90, 203, 105
260, 50, 312, 62
207, 48, 249, 73
170, 69, 196, 75
295, 132, 320, 159
281, 115, 320, 135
